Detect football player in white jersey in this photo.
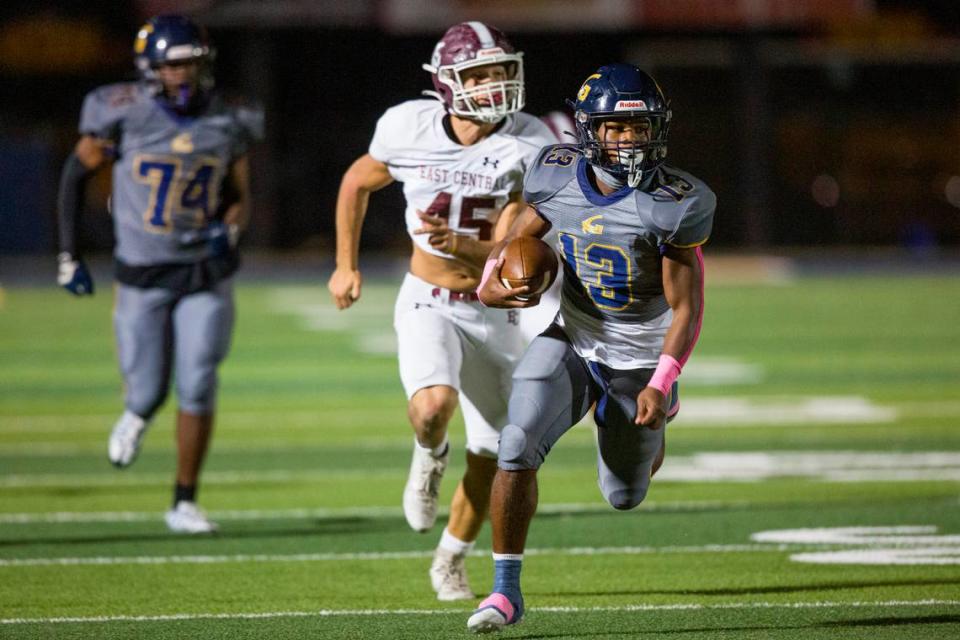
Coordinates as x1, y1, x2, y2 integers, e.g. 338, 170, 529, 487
327, 22, 555, 601
467, 64, 715, 632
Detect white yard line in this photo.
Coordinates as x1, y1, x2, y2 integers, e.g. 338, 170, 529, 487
0, 395, 914, 437
3, 599, 959, 625
0, 468, 400, 488
0, 411, 403, 434
751, 526, 960, 565
0, 499, 752, 524
0, 544, 799, 568
671, 396, 897, 425
4, 450, 959, 488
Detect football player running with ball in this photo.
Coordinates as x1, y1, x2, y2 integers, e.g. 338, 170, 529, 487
467, 64, 715, 632
56, 15, 262, 533
327, 22, 554, 600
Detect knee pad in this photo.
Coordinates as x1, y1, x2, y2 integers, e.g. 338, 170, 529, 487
176, 369, 217, 415
605, 486, 648, 511
498, 423, 538, 470
126, 385, 169, 421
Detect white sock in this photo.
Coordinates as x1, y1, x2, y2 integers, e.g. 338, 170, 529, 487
492, 552, 524, 562
438, 527, 475, 556
415, 436, 449, 458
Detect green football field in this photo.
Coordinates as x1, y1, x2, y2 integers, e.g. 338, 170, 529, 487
1, 268, 959, 639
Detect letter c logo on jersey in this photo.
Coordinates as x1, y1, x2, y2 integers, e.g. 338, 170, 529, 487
171, 133, 194, 154
582, 214, 604, 235
577, 74, 602, 101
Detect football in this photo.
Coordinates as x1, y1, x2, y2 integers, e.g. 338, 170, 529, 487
499, 236, 559, 298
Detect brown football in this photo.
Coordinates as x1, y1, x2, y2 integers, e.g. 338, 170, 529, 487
499, 236, 559, 298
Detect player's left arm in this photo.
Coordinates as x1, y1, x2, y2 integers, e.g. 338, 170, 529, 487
201, 154, 251, 255
414, 191, 526, 269
635, 244, 705, 427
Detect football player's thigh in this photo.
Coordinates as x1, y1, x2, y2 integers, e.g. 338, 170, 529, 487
457, 308, 525, 452
113, 284, 176, 412
394, 299, 462, 399
172, 279, 235, 413
595, 368, 664, 509
499, 326, 594, 471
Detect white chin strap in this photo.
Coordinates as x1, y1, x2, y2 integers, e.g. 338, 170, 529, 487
620, 149, 645, 188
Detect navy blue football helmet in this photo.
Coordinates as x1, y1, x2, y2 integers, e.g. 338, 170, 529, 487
133, 15, 214, 104
571, 64, 671, 187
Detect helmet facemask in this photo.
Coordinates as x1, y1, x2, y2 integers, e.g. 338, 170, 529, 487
576, 111, 670, 188
154, 59, 213, 110
425, 54, 525, 124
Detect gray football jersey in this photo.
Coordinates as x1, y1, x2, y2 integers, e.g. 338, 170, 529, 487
79, 82, 263, 266
523, 145, 714, 367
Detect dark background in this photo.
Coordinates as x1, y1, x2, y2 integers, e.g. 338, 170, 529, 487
2, 0, 960, 258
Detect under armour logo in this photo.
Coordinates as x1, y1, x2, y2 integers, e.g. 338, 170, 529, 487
507, 310, 519, 326
483, 157, 499, 169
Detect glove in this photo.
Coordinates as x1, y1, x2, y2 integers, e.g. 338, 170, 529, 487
206, 221, 240, 257
179, 221, 240, 257
57, 252, 94, 296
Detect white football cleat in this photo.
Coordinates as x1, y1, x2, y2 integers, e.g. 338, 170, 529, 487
402, 441, 448, 532
467, 608, 509, 634
467, 593, 522, 634
108, 411, 149, 468
430, 548, 474, 601
165, 501, 218, 534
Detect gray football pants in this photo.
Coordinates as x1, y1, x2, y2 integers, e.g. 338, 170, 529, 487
113, 280, 235, 419
498, 325, 673, 510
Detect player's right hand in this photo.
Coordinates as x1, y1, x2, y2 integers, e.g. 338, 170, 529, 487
477, 257, 537, 308
57, 252, 94, 296
328, 267, 362, 310
635, 387, 667, 429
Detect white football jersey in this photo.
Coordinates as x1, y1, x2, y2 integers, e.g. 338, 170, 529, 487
369, 99, 556, 258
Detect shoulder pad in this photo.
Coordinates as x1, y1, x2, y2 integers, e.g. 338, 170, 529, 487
522, 144, 581, 205
381, 99, 439, 130
79, 82, 148, 138
369, 99, 440, 163
643, 167, 716, 247
233, 102, 265, 143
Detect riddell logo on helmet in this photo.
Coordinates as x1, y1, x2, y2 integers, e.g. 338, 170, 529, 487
614, 100, 648, 111
477, 47, 505, 57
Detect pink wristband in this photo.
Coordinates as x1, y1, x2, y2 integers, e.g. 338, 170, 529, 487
479, 256, 498, 291
648, 354, 681, 396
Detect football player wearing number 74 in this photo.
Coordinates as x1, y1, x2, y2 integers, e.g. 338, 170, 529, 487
327, 22, 554, 601
56, 15, 263, 533
467, 63, 716, 633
